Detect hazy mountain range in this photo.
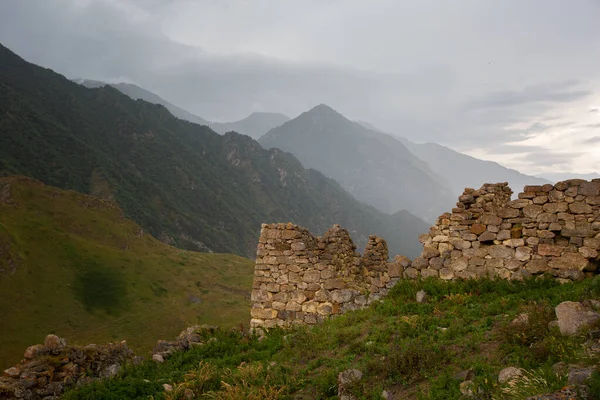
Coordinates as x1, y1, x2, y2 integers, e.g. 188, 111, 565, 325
74, 79, 290, 139
1, 43, 427, 258
72, 78, 560, 222
259, 104, 456, 222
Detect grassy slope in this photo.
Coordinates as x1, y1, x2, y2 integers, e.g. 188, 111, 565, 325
0, 176, 254, 367
64, 276, 600, 400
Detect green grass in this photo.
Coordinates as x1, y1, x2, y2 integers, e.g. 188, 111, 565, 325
63, 275, 600, 399
0, 176, 255, 367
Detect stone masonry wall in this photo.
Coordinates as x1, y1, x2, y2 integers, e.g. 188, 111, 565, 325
412, 179, 600, 282
250, 223, 409, 329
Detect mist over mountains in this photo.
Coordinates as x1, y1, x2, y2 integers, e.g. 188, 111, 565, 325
73, 77, 556, 223
1, 43, 427, 258
74, 79, 290, 139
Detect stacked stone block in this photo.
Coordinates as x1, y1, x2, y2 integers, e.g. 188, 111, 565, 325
414, 180, 600, 281
250, 223, 403, 329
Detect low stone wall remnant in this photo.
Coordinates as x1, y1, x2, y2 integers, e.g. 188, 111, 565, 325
250, 223, 408, 329
414, 179, 600, 282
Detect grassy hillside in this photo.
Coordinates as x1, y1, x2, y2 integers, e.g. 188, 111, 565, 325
0, 176, 254, 367
0, 43, 426, 259
63, 276, 600, 399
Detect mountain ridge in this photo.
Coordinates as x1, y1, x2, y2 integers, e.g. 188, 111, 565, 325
259, 104, 456, 222
0, 43, 426, 258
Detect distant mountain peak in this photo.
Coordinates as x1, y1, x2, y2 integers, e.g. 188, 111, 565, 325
307, 103, 339, 115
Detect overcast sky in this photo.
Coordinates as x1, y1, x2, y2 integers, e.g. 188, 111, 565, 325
1, 0, 600, 176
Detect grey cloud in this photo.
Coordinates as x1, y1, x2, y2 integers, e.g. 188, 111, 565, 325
0, 0, 599, 153
513, 151, 584, 167
583, 136, 600, 144
465, 81, 592, 110
490, 144, 548, 155
584, 123, 600, 129
591, 108, 599, 113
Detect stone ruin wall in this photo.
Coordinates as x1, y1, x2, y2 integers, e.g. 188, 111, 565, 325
412, 179, 600, 282
250, 223, 409, 329
250, 179, 600, 329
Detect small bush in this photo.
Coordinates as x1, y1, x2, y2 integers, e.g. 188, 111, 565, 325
499, 301, 553, 347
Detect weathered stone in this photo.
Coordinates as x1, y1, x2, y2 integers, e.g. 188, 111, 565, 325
548, 253, 589, 271
569, 202, 592, 214
498, 367, 523, 383
404, 267, 419, 279
470, 224, 487, 235
525, 259, 548, 274
412, 257, 429, 270
316, 303, 334, 316
497, 208, 520, 218
323, 279, 346, 290
421, 269, 439, 279
515, 246, 532, 261
568, 366, 595, 386
388, 263, 402, 278
488, 245, 514, 259
497, 230, 511, 241
422, 246, 440, 259
478, 231, 497, 242
432, 235, 449, 242
523, 204, 543, 218
250, 308, 278, 319
579, 246, 598, 258
394, 255, 411, 267
331, 290, 354, 303
480, 213, 502, 225
555, 301, 600, 336
439, 268, 454, 280
532, 195, 549, 204
450, 257, 469, 272
338, 369, 363, 398
538, 244, 563, 257
503, 238, 524, 248
508, 199, 532, 209
505, 259, 522, 271
416, 290, 428, 303
44, 334, 66, 352
152, 354, 165, 363
460, 232, 478, 241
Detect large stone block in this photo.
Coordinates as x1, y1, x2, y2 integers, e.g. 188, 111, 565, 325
479, 231, 497, 242
471, 224, 487, 235
548, 253, 589, 271
525, 259, 548, 274
555, 301, 600, 335
422, 246, 440, 259
488, 245, 515, 259
303, 270, 321, 283
316, 302, 334, 316
250, 308, 278, 319
569, 202, 593, 214
323, 279, 346, 290
508, 199, 532, 209
523, 204, 543, 218
331, 289, 355, 303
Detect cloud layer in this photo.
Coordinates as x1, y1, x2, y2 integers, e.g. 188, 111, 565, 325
1, 0, 600, 175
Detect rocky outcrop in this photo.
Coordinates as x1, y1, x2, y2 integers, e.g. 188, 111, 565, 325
251, 223, 406, 329
151, 325, 218, 362
555, 301, 600, 336
0, 334, 134, 399
414, 180, 600, 281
